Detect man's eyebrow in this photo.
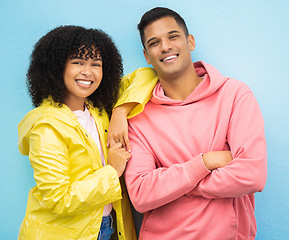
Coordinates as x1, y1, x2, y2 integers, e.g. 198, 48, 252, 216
146, 37, 157, 45
168, 30, 180, 34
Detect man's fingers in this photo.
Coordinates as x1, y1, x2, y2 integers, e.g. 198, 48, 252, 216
124, 136, 131, 152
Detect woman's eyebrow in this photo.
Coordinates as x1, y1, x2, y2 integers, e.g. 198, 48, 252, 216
69, 56, 102, 61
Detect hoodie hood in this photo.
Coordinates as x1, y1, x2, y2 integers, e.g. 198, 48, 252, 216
18, 98, 94, 156
151, 61, 229, 105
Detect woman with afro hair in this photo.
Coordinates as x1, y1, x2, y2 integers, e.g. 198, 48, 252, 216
17, 25, 156, 240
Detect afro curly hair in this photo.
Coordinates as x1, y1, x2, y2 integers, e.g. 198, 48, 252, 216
27, 25, 123, 116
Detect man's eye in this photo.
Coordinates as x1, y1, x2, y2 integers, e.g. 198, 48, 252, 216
150, 41, 158, 47
170, 35, 179, 39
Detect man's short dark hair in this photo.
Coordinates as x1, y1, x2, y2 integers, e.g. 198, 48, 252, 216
138, 7, 189, 48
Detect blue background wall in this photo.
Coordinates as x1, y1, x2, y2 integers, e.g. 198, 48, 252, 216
0, 1, 288, 239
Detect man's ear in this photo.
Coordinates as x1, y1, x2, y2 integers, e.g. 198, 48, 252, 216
143, 48, 151, 65
187, 34, 195, 51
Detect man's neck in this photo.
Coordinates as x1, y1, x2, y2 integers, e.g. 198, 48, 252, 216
159, 68, 203, 101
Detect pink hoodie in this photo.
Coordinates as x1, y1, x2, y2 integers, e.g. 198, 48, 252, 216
125, 61, 267, 240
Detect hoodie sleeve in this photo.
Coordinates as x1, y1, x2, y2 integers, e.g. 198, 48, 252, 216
187, 91, 267, 199
124, 125, 210, 213
28, 120, 122, 216
114, 68, 158, 119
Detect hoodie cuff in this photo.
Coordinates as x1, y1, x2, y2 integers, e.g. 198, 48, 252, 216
183, 153, 211, 186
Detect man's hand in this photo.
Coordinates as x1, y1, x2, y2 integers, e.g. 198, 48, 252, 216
107, 142, 131, 177
202, 151, 233, 171
107, 103, 138, 152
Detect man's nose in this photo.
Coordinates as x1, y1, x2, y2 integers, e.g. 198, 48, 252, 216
160, 39, 172, 52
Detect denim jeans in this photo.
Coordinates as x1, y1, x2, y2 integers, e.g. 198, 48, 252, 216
97, 215, 114, 240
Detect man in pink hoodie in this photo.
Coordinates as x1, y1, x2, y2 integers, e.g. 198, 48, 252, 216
124, 7, 267, 240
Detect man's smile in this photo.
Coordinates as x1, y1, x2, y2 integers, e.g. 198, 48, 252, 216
160, 54, 179, 63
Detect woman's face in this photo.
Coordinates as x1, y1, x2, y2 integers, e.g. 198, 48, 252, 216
63, 51, 103, 110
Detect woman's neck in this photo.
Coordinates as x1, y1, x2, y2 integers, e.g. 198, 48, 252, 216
64, 96, 86, 111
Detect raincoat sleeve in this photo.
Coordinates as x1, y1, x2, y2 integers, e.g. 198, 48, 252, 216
29, 120, 122, 216
187, 91, 267, 199
114, 67, 158, 118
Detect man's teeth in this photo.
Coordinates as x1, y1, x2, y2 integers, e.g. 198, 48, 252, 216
163, 55, 177, 62
76, 80, 92, 85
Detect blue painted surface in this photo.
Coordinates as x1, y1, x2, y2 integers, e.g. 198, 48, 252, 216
0, 1, 288, 239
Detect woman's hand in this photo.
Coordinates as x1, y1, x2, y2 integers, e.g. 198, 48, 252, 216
107, 142, 131, 177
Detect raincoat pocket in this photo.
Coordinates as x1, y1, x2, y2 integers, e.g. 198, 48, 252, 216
19, 218, 77, 240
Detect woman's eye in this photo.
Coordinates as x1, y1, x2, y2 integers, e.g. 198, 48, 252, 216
92, 62, 102, 67
72, 61, 82, 65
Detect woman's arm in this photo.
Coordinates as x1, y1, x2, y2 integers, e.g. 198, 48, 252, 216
107, 68, 158, 150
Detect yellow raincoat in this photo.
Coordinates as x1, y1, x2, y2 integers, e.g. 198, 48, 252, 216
17, 67, 158, 240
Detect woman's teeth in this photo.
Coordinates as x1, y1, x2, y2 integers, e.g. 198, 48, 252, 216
76, 80, 92, 85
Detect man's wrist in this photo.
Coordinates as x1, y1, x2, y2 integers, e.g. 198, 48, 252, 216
201, 152, 213, 171
113, 102, 138, 116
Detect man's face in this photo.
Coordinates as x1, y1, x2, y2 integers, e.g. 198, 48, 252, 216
143, 16, 195, 80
